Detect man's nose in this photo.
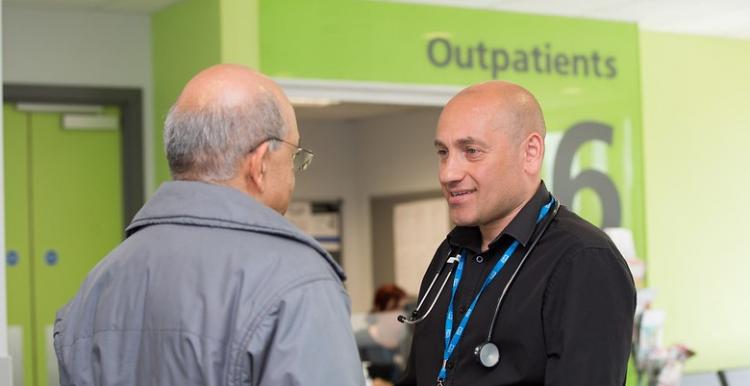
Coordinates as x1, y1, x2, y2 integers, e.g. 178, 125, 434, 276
439, 154, 464, 185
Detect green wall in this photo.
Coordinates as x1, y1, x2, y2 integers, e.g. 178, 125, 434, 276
260, 0, 647, 258
152, 0, 221, 185
152, 0, 259, 187
154, 2, 647, 258
640, 31, 750, 372
220, 0, 259, 67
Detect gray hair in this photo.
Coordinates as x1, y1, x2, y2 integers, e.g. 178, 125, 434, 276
164, 92, 287, 181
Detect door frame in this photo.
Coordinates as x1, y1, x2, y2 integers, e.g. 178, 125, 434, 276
3, 84, 144, 230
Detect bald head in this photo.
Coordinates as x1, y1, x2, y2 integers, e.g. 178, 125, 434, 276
174, 64, 292, 121
436, 81, 547, 239
451, 80, 546, 143
164, 64, 296, 182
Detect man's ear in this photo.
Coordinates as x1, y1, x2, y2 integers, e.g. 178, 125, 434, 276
242, 141, 270, 195
523, 132, 544, 175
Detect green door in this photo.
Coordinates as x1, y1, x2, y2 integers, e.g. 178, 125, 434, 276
4, 103, 124, 386
4, 104, 33, 386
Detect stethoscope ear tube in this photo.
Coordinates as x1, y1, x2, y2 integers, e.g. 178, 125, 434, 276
398, 249, 458, 324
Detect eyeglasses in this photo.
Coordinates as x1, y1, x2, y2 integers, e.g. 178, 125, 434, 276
267, 137, 315, 172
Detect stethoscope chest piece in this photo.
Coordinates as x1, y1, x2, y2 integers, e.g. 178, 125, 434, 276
474, 342, 500, 368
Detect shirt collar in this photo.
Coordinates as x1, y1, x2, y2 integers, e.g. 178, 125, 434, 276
446, 181, 551, 253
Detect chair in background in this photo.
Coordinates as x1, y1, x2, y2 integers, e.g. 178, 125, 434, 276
681, 371, 724, 386
721, 367, 750, 386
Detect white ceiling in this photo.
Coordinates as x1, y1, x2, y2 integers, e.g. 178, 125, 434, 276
295, 102, 428, 122
4, 0, 747, 37
2, 0, 182, 13
388, 0, 750, 39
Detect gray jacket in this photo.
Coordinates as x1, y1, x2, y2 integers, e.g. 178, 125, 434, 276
53, 181, 365, 386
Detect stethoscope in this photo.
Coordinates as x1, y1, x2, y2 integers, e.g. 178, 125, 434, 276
398, 197, 561, 369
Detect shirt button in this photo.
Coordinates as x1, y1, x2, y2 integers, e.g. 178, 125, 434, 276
475, 255, 484, 263
447, 360, 455, 369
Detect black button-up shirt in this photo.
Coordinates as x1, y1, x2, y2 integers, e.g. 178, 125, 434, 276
398, 183, 636, 386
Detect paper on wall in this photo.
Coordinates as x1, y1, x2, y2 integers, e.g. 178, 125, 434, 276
393, 198, 450, 296
286, 201, 342, 252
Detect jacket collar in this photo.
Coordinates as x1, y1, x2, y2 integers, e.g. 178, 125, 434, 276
126, 180, 346, 281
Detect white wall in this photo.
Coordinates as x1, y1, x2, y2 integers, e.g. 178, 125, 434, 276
295, 108, 442, 312
2, 4, 154, 195
356, 108, 442, 196
294, 119, 373, 312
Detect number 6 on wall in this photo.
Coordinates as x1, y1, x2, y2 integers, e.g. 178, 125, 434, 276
553, 121, 622, 228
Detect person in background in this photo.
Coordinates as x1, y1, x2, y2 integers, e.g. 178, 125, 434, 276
373, 284, 409, 314
357, 284, 413, 386
397, 81, 636, 386
53, 64, 365, 386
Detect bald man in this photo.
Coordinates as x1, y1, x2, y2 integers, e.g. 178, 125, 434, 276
397, 81, 635, 386
53, 64, 365, 386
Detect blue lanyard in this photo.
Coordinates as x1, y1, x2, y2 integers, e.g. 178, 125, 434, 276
438, 197, 555, 384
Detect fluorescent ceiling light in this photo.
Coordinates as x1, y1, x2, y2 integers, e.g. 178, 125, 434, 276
289, 97, 341, 107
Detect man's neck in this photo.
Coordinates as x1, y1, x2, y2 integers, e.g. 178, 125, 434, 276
479, 195, 532, 252
219, 175, 257, 198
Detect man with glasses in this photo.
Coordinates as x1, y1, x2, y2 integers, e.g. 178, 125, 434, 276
53, 64, 365, 386
265, 136, 315, 173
